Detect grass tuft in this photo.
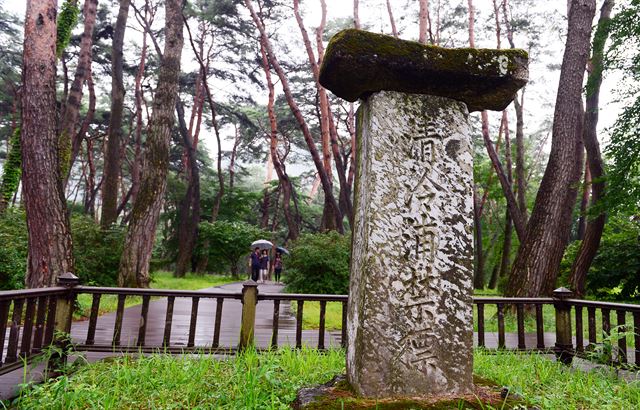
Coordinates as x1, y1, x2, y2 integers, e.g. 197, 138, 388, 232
8, 349, 640, 409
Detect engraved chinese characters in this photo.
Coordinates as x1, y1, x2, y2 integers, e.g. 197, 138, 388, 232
347, 91, 474, 398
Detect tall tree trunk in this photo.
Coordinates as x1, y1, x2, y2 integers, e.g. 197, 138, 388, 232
22, 0, 75, 287
229, 124, 240, 192
353, 0, 360, 29
576, 157, 591, 240
386, 0, 398, 38
473, 189, 485, 289
502, 0, 528, 220
499, 111, 514, 287
59, 0, 98, 183
101, 0, 130, 228
569, 0, 614, 298
118, 0, 183, 288
131, 21, 148, 205
506, 0, 596, 297
258, 36, 299, 240
174, 100, 200, 278
245, 0, 343, 233
293, 0, 349, 230
419, 0, 431, 44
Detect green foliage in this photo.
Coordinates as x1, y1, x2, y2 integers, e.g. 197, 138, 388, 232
0, 211, 125, 290
0, 127, 20, 207
602, 0, 640, 213
198, 220, 267, 276
586, 325, 637, 366
56, 0, 80, 58
0, 209, 27, 289
561, 214, 640, 300
9, 348, 345, 409
285, 232, 351, 295
70, 216, 125, 287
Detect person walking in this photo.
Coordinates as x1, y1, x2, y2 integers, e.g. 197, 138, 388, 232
273, 252, 283, 283
259, 249, 270, 283
250, 247, 261, 282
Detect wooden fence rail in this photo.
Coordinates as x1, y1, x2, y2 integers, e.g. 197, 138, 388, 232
1, 276, 639, 377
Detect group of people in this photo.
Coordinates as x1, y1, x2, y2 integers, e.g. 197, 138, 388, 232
249, 247, 284, 283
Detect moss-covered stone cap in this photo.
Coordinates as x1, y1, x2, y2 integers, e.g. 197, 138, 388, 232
319, 29, 528, 112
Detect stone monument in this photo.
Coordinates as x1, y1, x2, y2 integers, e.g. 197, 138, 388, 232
319, 29, 528, 398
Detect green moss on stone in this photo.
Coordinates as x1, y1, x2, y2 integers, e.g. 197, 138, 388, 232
319, 29, 528, 111
298, 374, 525, 410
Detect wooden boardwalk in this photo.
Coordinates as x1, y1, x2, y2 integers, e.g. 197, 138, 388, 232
69, 282, 343, 350
1, 282, 636, 400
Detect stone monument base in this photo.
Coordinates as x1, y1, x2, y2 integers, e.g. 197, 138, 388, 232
291, 375, 530, 409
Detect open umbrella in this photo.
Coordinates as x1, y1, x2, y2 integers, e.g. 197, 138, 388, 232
250, 239, 273, 250
276, 246, 290, 255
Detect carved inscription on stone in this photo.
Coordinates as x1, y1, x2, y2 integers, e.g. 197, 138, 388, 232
347, 91, 474, 398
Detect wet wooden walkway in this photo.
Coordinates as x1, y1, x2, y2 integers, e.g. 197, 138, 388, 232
1, 282, 636, 400
69, 282, 343, 350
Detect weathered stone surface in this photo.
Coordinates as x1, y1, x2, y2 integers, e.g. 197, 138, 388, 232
347, 91, 474, 398
319, 29, 528, 111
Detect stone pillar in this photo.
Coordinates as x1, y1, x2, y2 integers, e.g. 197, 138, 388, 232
347, 91, 474, 397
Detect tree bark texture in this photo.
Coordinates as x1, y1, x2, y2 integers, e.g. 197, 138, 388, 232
59, 0, 98, 184
101, 0, 130, 228
22, 0, 75, 287
506, 0, 596, 297
174, 100, 201, 278
576, 158, 591, 240
569, 0, 614, 298
118, 0, 184, 288
245, 0, 343, 233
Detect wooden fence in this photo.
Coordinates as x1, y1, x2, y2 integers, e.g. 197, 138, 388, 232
1, 275, 639, 376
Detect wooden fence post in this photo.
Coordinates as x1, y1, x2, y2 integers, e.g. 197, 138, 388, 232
239, 280, 258, 350
553, 287, 574, 365
47, 272, 79, 376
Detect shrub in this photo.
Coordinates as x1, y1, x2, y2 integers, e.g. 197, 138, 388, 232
0, 210, 27, 289
560, 213, 640, 300
71, 215, 124, 286
0, 211, 124, 289
284, 231, 351, 295
198, 220, 268, 277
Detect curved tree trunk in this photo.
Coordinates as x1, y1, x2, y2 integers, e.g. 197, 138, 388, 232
22, 0, 75, 287
506, 0, 596, 297
569, 0, 615, 298
174, 100, 201, 278
101, 0, 130, 228
118, 0, 183, 288
59, 0, 98, 184
245, 0, 343, 233
259, 33, 299, 240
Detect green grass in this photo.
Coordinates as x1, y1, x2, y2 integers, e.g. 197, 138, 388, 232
10, 348, 345, 409
8, 349, 640, 409
74, 271, 236, 319
474, 350, 640, 409
294, 301, 343, 331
